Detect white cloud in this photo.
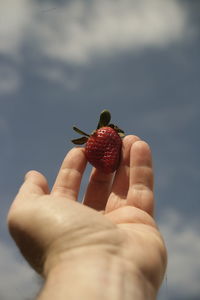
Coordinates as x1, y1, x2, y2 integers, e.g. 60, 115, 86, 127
35, 0, 192, 64
0, 239, 40, 300
0, 0, 194, 64
158, 210, 200, 299
0, 0, 194, 89
0, 0, 33, 57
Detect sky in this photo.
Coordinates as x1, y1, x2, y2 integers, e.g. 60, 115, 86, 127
0, 0, 200, 299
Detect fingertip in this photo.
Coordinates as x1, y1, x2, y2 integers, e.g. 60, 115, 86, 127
51, 147, 87, 199
62, 147, 87, 170
25, 170, 42, 180
131, 140, 152, 164
123, 135, 140, 145
120, 135, 141, 164
24, 170, 49, 194
70, 146, 86, 153
120, 135, 141, 163
132, 140, 151, 151
64, 147, 86, 162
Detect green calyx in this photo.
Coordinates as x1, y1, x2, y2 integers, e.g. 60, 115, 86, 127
71, 127, 89, 145
71, 109, 125, 145
108, 123, 125, 138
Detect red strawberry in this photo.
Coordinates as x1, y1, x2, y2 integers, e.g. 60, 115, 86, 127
71, 110, 125, 174
85, 126, 122, 173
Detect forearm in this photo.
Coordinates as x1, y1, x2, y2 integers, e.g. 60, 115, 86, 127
37, 252, 156, 300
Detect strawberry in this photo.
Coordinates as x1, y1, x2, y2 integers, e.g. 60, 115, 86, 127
71, 110, 125, 174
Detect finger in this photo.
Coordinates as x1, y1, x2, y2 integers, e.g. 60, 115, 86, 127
111, 135, 140, 197
18, 170, 49, 198
105, 135, 140, 212
127, 141, 154, 216
83, 168, 114, 210
51, 147, 87, 200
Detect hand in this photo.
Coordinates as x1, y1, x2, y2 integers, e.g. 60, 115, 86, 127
7, 135, 167, 298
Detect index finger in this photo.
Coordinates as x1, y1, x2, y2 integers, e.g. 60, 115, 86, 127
51, 147, 87, 200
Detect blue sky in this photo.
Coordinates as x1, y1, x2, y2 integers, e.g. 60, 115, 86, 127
0, 0, 200, 299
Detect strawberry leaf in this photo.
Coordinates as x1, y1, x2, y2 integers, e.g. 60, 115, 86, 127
73, 126, 90, 137
97, 110, 111, 129
71, 137, 88, 145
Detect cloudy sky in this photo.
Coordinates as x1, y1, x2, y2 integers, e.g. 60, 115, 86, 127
0, 0, 200, 299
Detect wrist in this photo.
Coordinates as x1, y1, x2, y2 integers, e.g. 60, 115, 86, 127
39, 250, 157, 300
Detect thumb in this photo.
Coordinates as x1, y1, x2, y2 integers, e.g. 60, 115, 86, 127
18, 170, 49, 197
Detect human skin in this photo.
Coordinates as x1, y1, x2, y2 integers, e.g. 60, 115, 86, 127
7, 135, 167, 300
